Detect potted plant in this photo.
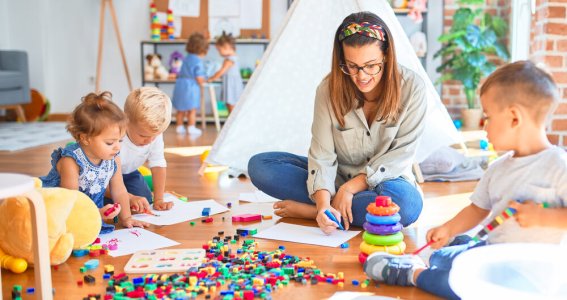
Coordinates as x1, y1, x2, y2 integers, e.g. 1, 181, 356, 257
434, 0, 510, 130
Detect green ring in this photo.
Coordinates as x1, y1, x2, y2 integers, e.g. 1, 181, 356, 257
362, 231, 404, 246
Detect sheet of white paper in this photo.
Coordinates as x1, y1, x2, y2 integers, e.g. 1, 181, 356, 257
169, 0, 200, 17
327, 292, 378, 300
131, 194, 228, 226
254, 223, 360, 247
98, 228, 179, 257
209, 17, 241, 38
239, 191, 280, 203
209, 0, 239, 17
239, 0, 262, 29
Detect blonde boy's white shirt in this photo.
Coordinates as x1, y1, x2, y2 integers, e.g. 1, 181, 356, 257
470, 146, 567, 244
307, 64, 427, 199
119, 133, 167, 174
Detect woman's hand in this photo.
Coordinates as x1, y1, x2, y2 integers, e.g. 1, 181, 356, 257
331, 187, 354, 230
316, 206, 342, 235
426, 225, 453, 249
120, 216, 149, 228
130, 195, 151, 214
100, 203, 121, 220
153, 199, 174, 211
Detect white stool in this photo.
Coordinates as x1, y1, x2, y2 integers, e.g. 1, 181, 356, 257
199, 84, 221, 132
0, 174, 52, 300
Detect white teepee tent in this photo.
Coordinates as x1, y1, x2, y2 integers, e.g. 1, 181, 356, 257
207, 0, 461, 174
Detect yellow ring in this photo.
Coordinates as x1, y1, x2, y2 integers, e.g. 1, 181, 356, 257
359, 241, 406, 255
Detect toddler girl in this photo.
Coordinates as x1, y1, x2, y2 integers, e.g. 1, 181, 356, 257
172, 32, 209, 135
41, 92, 148, 233
208, 32, 244, 113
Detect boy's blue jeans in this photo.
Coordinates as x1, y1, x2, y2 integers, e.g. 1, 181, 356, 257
416, 237, 486, 299
123, 170, 154, 204
248, 152, 423, 227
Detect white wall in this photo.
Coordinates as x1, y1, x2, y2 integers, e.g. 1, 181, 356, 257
2, 0, 288, 114
0, 0, 9, 49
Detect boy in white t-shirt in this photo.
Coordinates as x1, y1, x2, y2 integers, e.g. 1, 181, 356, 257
364, 61, 567, 299
122, 87, 174, 211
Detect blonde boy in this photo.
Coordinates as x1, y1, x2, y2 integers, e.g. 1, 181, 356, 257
364, 61, 567, 299
122, 87, 173, 211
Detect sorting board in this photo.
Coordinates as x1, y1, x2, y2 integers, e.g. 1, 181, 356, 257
124, 248, 206, 273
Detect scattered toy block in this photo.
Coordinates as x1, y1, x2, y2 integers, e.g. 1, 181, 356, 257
84, 259, 99, 270
104, 265, 115, 274
202, 217, 213, 223
202, 207, 211, 217
262, 215, 273, 220
231, 214, 261, 222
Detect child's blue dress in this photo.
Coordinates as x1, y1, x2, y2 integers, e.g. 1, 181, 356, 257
222, 55, 244, 106
172, 53, 205, 111
40, 142, 117, 233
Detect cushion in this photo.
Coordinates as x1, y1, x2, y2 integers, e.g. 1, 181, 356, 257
0, 71, 25, 90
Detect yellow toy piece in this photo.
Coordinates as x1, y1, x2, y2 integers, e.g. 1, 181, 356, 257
200, 149, 210, 163
0, 248, 27, 273
138, 165, 152, 176
0, 184, 101, 266
359, 241, 406, 255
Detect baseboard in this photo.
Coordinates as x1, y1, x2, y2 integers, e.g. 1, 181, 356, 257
47, 113, 70, 122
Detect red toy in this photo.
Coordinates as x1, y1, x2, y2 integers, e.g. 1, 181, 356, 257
231, 214, 262, 222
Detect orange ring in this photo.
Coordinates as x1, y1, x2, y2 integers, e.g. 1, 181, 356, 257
366, 202, 400, 216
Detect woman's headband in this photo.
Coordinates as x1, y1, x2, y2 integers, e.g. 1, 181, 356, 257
338, 22, 386, 42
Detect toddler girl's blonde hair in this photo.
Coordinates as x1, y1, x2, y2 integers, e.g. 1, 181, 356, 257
124, 87, 172, 133
67, 91, 127, 141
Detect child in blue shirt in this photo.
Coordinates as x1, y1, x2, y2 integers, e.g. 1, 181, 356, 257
172, 33, 208, 136
41, 92, 148, 233
208, 32, 244, 113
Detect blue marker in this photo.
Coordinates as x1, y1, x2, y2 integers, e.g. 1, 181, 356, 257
324, 209, 344, 230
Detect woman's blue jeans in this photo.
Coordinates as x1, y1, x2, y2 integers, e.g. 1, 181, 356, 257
248, 152, 423, 227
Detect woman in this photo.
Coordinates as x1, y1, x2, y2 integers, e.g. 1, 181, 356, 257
248, 11, 427, 234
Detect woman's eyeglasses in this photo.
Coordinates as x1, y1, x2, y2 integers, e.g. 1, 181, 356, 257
339, 59, 385, 76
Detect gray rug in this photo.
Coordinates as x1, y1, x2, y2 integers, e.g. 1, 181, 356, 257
0, 122, 72, 151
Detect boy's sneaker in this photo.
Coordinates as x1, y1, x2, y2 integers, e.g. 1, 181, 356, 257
364, 252, 426, 286
176, 125, 186, 134
188, 125, 202, 136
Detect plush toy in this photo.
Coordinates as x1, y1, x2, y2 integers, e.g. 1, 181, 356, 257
0, 182, 101, 268
168, 51, 184, 79
144, 54, 169, 81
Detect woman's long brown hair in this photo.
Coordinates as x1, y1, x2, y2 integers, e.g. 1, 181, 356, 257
328, 12, 401, 127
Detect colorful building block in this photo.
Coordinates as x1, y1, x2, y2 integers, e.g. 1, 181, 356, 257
202, 207, 211, 217
84, 259, 99, 270
231, 214, 262, 222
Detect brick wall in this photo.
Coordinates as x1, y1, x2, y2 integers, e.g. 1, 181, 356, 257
441, 0, 511, 117
530, 0, 567, 146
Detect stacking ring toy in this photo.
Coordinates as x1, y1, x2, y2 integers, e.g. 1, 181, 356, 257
365, 213, 401, 225
367, 202, 400, 216
358, 252, 368, 264
360, 241, 406, 255
363, 231, 404, 246
363, 222, 402, 235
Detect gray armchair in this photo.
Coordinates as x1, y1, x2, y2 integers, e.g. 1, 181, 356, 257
0, 50, 30, 121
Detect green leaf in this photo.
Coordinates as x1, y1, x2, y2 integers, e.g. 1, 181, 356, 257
491, 16, 508, 37
465, 25, 482, 48
438, 31, 466, 43
452, 8, 474, 31
454, 36, 471, 51
466, 52, 487, 67
492, 41, 510, 60
458, 0, 484, 5
435, 73, 453, 85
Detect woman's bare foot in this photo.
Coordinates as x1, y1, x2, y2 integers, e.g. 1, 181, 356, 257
273, 200, 318, 219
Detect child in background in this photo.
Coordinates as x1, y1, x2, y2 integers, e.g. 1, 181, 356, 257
121, 87, 173, 211
172, 32, 208, 136
208, 32, 244, 113
364, 61, 567, 299
41, 92, 148, 232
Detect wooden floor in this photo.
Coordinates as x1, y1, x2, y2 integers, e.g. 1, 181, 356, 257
0, 124, 477, 299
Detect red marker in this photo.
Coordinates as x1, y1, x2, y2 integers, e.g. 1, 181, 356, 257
103, 204, 120, 216
412, 241, 433, 255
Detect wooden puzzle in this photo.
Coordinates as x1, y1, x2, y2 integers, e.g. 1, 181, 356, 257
124, 249, 206, 273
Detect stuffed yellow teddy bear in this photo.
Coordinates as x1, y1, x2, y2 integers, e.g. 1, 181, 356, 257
0, 182, 101, 268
